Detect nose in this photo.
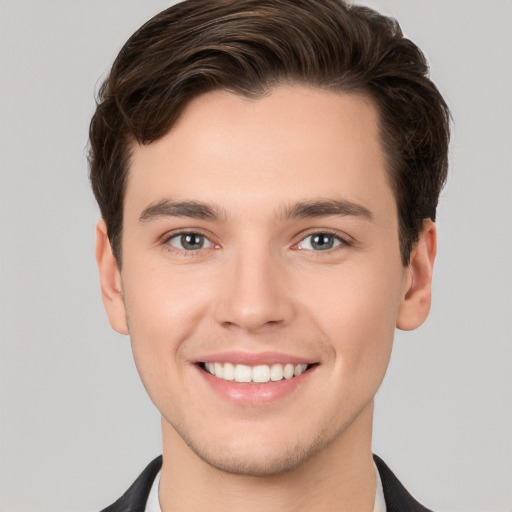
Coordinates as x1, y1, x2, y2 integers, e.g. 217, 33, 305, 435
214, 244, 295, 333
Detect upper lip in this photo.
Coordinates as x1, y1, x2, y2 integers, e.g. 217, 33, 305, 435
193, 351, 317, 366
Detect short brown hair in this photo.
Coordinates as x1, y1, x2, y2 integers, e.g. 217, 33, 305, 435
89, 0, 450, 266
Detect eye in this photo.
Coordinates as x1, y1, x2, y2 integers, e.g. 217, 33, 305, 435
296, 232, 344, 251
166, 232, 213, 251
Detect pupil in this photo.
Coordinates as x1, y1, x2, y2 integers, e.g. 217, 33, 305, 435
182, 233, 203, 250
312, 234, 333, 250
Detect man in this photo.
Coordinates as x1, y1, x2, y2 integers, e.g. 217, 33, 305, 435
89, 0, 450, 510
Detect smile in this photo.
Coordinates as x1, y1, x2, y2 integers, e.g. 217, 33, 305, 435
201, 362, 310, 383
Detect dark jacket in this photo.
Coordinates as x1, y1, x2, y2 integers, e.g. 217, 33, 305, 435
101, 454, 433, 512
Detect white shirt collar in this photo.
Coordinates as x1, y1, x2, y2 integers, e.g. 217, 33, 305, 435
145, 463, 387, 512
144, 468, 161, 512
373, 460, 387, 512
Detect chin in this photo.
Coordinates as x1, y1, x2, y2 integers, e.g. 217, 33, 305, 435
177, 423, 332, 477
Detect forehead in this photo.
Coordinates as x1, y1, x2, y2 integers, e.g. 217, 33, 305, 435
125, 85, 395, 223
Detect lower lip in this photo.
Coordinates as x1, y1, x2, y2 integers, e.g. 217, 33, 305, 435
196, 366, 315, 406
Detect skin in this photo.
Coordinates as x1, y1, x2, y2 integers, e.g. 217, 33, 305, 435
96, 85, 436, 511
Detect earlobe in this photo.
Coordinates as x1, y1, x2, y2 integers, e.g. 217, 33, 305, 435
396, 220, 437, 331
95, 219, 129, 335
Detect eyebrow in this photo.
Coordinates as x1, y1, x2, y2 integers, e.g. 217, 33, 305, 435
139, 199, 226, 222
280, 199, 374, 222
139, 197, 373, 223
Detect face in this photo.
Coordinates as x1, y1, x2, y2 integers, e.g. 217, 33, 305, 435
99, 86, 427, 476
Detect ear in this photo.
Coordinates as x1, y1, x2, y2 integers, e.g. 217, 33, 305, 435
95, 219, 129, 335
396, 220, 437, 331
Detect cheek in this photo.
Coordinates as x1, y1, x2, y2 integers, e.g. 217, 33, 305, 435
122, 273, 208, 420
121, 264, 209, 384
123, 254, 210, 332
302, 259, 403, 381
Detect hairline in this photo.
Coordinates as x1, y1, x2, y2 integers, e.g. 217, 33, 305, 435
113, 84, 405, 269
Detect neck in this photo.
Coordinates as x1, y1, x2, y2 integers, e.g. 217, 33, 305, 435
159, 401, 376, 512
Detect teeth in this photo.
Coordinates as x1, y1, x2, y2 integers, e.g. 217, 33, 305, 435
294, 364, 307, 377
203, 362, 309, 383
234, 364, 252, 383
252, 365, 270, 383
223, 362, 235, 380
284, 363, 295, 379
270, 364, 283, 381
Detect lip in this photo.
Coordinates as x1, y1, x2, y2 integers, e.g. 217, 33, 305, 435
192, 352, 318, 407
193, 351, 315, 366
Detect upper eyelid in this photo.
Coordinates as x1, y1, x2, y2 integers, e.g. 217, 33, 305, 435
161, 231, 218, 255
162, 228, 215, 243
159, 228, 352, 249
290, 232, 353, 258
294, 229, 352, 245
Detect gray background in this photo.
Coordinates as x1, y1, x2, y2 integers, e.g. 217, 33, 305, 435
0, 0, 510, 510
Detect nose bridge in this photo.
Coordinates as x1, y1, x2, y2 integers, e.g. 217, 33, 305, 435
215, 236, 293, 332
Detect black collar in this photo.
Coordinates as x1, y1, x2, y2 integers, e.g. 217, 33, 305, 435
101, 454, 433, 511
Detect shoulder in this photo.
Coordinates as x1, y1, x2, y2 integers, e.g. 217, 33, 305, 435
100, 456, 162, 512
373, 454, 434, 512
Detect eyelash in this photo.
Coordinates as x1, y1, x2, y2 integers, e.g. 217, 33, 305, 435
163, 230, 217, 255
292, 231, 351, 254
162, 230, 351, 256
